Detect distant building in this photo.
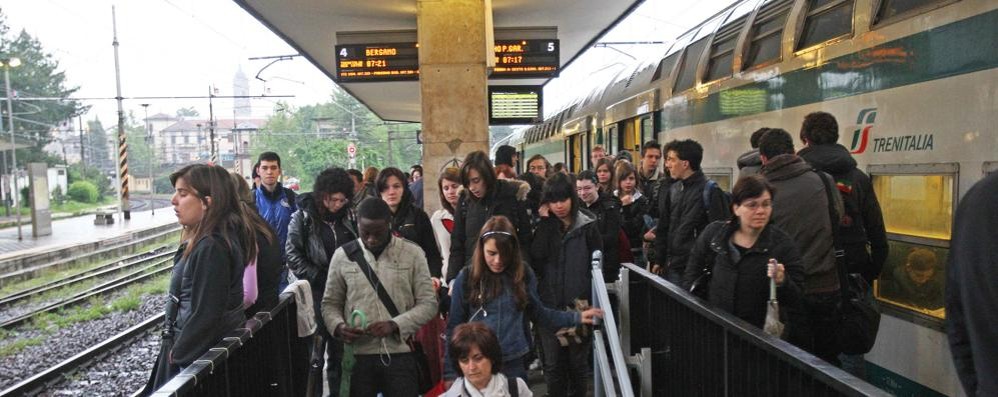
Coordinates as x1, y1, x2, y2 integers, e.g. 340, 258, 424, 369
156, 118, 266, 168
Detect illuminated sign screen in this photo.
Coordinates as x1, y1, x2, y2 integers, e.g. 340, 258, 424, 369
491, 39, 559, 79
489, 85, 543, 125
335, 43, 419, 82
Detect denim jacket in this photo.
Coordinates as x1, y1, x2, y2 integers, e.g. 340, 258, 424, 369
445, 267, 579, 379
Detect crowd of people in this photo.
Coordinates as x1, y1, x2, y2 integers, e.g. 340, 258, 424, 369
146, 110, 915, 396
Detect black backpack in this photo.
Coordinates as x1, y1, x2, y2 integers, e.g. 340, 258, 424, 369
702, 179, 732, 221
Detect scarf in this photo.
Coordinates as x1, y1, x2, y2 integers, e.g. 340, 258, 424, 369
462, 374, 511, 397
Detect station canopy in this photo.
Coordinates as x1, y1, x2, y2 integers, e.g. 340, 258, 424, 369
234, 0, 644, 122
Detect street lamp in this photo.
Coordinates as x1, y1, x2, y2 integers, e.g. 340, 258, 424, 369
141, 103, 154, 215
3, 56, 23, 240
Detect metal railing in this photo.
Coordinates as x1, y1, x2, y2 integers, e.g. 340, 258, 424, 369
616, 262, 889, 396
148, 292, 310, 396
591, 251, 634, 397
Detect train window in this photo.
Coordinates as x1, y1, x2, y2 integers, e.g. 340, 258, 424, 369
674, 37, 710, 93
640, 116, 654, 143
705, 16, 746, 82
874, 240, 947, 319
872, 173, 954, 241
743, 0, 794, 70
652, 53, 680, 82
874, 0, 956, 25
703, 168, 734, 191
796, 0, 855, 51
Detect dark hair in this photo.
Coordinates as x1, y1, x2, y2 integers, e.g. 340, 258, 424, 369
640, 140, 661, 157
594, 158, 616, 192
314, 167, 355, 214
469, 216, 527, 311
577, 169, 598, 186
170, 164, 243, 258
758, 128, 795, 159
461, 151, 497, 200
750, 128, 770, 149
438, 167, 462, 214
347, 168, 363, 182
410, 164, 423, 175
615, 150, 633, 163
357, 197, 392, 222
553, 162, 566, 173
526, 154, 551, 178
229, 172, 275, 259
252, 162, 260, 179
449, 322, 504, 376
731, 175, 776, 206
494, 145, 517, 167
540, 172, 579, 219
257, 151, 281, 168
615, 161, 639, 194
375, 167, 412, 208
363, 167, 379, 183
801, 111, 840, 145
664, 139, 704, 171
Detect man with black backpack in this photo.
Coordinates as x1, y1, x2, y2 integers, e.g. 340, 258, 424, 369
759, 129, 845, 365
653, 139, 732, 284
798, 111, 888, 379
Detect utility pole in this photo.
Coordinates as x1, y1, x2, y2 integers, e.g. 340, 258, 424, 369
141, 103, 154, 215
208, 86, 216, 164
111, 6, 131, 220
78, 115, 86, 176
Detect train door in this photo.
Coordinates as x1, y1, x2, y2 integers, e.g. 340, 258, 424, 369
618, 118, 641, 161
605, 125, 617, 166
568, 133, 584, 173
640, 114, 654, 144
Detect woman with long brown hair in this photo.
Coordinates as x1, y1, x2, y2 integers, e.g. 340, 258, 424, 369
444, 216, 602, 388
229, 172, 281, 316
146, 164, 246, 391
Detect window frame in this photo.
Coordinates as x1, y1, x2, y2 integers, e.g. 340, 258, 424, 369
673, 37, 712, 93
867, 162, 958, 330
741, 0, 795, 72
703, 167, 734, 191
794, 0, 856, 53
870, 0, 960, 29
704, 16, 749, 84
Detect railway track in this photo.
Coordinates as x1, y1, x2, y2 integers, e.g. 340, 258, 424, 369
0, 257, 173, 331
0, 314, 160, 396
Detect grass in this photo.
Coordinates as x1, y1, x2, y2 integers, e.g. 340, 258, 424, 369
0, 236, 178, 298
0, 335, 45, 357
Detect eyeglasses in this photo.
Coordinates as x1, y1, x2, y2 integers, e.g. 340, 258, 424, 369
324, 196, 349, 204
740, 200, 773, 211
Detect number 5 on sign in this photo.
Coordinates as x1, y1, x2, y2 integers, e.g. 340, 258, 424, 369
547, 42, 555, 52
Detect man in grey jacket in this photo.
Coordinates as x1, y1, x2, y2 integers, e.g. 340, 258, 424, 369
759, 128, 844, 365
321, 198, 437, 396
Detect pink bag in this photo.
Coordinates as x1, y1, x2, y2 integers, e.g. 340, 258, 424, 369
242, 245, 258, 309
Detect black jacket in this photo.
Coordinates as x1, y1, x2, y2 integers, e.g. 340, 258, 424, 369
447, 179, 533, 282
286, 192, 358, 295
654, 170, 732, 273
245, 229, 283, 316
530, 211, 602, 309
584, 192, 622, 280
947, 173, 998, 396
799, 144, 889, 283
165, 235, 245, 366
619, 191, 650, 257
683, 221, 805, 329
390, 188, 444, 278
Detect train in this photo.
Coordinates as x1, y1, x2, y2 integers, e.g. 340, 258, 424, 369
503, 0, 997, 395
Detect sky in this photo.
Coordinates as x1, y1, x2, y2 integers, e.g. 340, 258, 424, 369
2, 0, 737, 127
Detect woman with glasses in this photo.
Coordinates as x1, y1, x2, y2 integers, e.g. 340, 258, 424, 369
682, 175, 805, 330
444, 215, 602, 389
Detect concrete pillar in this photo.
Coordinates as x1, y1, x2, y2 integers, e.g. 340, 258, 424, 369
417, 0, 492, 214
28, 162, 52, 237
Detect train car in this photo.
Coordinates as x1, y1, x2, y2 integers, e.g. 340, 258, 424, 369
523, 0, 997, 394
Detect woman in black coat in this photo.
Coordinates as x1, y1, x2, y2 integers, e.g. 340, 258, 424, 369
447, 151, 533, 283
615, 162, 650, 267
682, 175, 805, 330
377, 167, 444, 278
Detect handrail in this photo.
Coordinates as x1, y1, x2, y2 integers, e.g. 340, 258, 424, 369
620, 262, 889, 396
590, 251, 635, 397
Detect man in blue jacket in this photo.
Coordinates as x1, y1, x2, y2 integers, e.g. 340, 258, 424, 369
255, 151, 297, 292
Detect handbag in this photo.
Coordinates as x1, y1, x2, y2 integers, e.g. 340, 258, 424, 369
343, 241, 434, 393
815, 170, 881, 354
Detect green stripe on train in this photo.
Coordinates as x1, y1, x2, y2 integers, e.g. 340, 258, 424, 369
660, 8, 998, 131
867, 362, 948, 397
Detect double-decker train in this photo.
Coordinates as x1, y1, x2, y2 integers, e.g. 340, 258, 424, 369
505, 0, 996, 394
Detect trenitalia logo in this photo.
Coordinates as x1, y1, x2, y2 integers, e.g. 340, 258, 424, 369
850, 108, 877, 154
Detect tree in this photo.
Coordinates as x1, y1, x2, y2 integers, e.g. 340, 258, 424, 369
86, 118, 111, 172
0, 11, 87, 165
124, 112, 155, 177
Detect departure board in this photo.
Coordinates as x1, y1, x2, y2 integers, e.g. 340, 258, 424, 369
491, 39, 560, 79
488, 85, 543, 125
335, 43, 419, 82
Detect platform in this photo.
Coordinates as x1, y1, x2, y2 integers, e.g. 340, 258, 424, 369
0, 209, 178, 259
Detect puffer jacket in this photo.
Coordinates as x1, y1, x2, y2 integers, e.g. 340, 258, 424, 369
584, 192, 622, 280
166, 235, 246, 366
762, 154, 843, 294
286, 192, 358, 295
390, 188, 444, 278
682, 221, 805, 329
444, 266, 579, 379
654, 170, 732, 273
447, 179, 532, 282
530, 211, 602, 309
799, 143, 888, 283
255, 183, 297, 259
321, 237, 438, 355
737, 149, 762, 178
